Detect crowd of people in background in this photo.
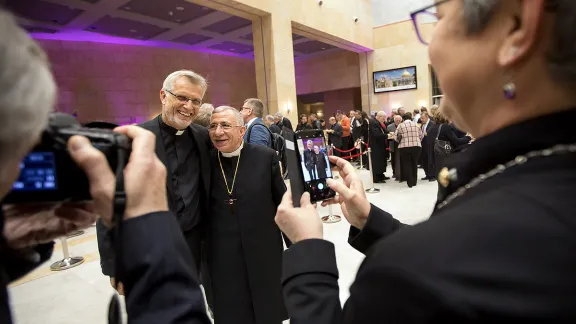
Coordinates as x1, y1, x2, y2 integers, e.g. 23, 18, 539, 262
220, 105, 471, 189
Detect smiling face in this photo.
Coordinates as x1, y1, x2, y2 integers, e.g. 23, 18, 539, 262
307, 140, 313, 150
209, 109, 246, 153
160, 76, 204, 130
314, 146, 319, 154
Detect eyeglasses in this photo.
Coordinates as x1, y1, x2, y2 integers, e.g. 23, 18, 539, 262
208, 123, 243, 132
164, 89, 202, 107
410, 0, 450, 46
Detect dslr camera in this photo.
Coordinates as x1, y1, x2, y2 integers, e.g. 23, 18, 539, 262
4, 113, 131, 204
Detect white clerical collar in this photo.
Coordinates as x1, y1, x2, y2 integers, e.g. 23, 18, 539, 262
176, 130, 185, 135
221, 141, 244, 157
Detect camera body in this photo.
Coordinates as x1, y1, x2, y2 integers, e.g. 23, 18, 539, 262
4, 113, 131, 204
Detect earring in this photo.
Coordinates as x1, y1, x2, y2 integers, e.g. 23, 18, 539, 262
503, 81, 516, 100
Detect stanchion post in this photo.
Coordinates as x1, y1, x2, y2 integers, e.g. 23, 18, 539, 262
365, 147, 381, 194
50, 236, 85, 271
330, 144, 340, 179
321, 203, 342, 223
357, 140, 366, 170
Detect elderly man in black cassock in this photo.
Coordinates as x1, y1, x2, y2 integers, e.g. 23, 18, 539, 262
369, 111, 390, 183
207, 105, 289, 324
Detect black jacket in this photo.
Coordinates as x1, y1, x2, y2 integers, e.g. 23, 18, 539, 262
281, 108, 576, 323
328, 123, 343, 148
97, 116, 213, 276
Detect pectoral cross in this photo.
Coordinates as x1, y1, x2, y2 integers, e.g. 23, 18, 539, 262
225, 197, 237, 205
225, 195, 237, 214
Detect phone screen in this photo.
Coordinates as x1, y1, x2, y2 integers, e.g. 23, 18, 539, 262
296, 132, 336, 202
12, 152, 58, 191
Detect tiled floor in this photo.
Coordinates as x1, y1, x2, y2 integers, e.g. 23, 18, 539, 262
8, 167, 437, 323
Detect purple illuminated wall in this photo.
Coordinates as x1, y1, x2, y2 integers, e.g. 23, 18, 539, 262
35, 39, 258, 124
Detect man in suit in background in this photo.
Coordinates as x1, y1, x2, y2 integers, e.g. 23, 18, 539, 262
274, 112, 293, 131
327, 116, 343, 157
265, 115, 282, 134
242, 98, 272, 147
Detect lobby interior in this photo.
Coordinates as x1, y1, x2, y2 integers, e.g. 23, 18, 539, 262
4, 0, 441, 323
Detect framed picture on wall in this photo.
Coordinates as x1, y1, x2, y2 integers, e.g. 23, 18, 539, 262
373, 66, 418, 93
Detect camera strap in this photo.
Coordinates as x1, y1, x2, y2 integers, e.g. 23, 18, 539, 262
108, 148, 128, 324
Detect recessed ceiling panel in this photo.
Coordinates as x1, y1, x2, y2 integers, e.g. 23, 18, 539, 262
202, 16, 251, 34
294, 40, 336, 54
119, 0, 214, 24
239, 33, 253, 41
5, 0, 84, 25
23, 26, 59, 34
292, 34, 304, 41
173, 33, 212, 46
86, 16, 170, 40
209, 41, 253, 54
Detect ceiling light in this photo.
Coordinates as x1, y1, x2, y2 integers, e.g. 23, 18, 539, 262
176, 6, 184, 11
230, 48, 235, 51
124, 6, 131, 10
168, 11, 174, 16
130, 29, 137, 33
175, 19, 181, 22
321, 47, 326, 50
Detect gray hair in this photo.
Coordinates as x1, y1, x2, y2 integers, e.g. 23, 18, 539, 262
244, 98, 265, 118
212, 106, 244, 126
265, 115, 275, 123
274, 112, 284, 119
193, 103, 214, 128
463, 0, 576, 84
0, 10, 56, 165
376, 111, 387, 117
162, 70, 208, 94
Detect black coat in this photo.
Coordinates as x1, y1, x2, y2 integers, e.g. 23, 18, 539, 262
328, 123, 343, 148
208, 144, 288, 324
97, 116, 212, 277
270, 123, 282, 135
280, 109, 576, 323
281, 117, 293, 131
296, 123, 313, 132
368, 118, 388, 175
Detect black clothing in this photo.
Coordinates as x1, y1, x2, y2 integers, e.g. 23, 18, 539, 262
368, 119, 388, 178
158, 120, 202, 232
311, 119, 322, 130
281, 117, 293, 131
122, 212, 211, 324
303, 149, 316, 180
451, 123, 467, 138
281, 108, 576, 323
97, 115, 212, 278
270, 123, 282, 135
315, 152, 328, 179
296, 123, 312, 132
399, 146, 421, 187
420, 121, 435, 178
208, 144, 288, 324
328, 123, 343, 157
427, 123, 471, 178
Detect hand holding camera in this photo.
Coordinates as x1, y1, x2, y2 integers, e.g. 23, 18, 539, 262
321, 156, 371, 229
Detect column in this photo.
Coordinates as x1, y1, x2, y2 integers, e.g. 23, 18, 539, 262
252, 12, 298, 126
359, 51, 377, 113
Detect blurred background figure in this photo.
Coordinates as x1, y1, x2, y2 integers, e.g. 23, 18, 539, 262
193, 103, 214, 128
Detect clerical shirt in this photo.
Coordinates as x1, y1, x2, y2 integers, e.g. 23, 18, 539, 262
159, 119, 202, 230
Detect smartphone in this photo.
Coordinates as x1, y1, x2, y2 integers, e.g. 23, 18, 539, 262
294, 130, 336, 203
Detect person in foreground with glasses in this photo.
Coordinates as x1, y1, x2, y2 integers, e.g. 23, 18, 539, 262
275, 0, 576, 322
206, 106, 289, 324
0, 10, 211, 323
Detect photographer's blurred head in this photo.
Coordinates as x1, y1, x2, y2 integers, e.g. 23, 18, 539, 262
0, 10, 56, 198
